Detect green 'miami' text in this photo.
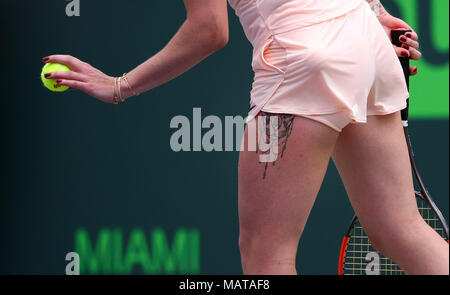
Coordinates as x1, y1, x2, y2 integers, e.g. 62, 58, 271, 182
75, 228, 200, 274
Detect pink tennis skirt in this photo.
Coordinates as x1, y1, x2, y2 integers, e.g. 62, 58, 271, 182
231, 0, 409, 132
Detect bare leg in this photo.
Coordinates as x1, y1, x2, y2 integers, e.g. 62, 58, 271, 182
332, 112, 449, 275
238, 113, 339, 274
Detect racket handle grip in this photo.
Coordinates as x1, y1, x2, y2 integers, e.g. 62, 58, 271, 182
391, 29, 411, 122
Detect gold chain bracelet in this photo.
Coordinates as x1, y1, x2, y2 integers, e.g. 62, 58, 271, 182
122, 73, 140, 97
112, 77, 119, 104
112, 73, 139, 104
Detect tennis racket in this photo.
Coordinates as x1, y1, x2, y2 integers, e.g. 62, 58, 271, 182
338, 30, 449, 275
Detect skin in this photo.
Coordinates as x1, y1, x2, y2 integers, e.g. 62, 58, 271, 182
240, 112, 449, 275
42, 0, 448, 274
332, 112, 449, 275
43, 0, 229, 101
239, 114, 339, 274
369, 0, 421, 75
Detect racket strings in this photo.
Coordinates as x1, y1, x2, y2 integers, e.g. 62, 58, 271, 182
343, 197, 446, 275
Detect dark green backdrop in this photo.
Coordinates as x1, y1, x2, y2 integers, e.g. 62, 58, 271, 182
1, 0, 448, 274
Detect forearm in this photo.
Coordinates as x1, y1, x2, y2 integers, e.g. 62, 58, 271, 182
122, 20, 226, 98
366, 0, 387, 17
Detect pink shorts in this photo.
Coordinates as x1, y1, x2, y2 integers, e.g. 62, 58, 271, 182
247, 1, 409, 132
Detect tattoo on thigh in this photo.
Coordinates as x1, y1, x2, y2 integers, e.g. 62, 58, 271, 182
257, 112, 295, 179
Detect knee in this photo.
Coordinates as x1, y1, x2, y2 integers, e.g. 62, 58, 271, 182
238, 229, 297, 263
238, 228, 281, 258
238, 230, 258, 261
238, 232, 297, 275
238, 232, 266, 274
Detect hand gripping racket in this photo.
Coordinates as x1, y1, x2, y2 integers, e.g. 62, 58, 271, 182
338, 30, 449, 275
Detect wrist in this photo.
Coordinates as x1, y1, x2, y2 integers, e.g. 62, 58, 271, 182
112, 74, 139, 103
120, 78, 133, 100
121, 73, 140, 99
367, 0, 386, 18
376, 8, 388, 19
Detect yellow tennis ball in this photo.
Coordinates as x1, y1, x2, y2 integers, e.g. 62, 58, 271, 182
41, 62, 72, 92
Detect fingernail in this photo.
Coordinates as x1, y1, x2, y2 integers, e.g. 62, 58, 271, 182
44, 73, 51, 78
400, 36, 407, 42
405, 33, 412, 38
401, 51, 409, 57
402, 44, 410, 50
56, 80, 62, 83
42, 57, 49, 62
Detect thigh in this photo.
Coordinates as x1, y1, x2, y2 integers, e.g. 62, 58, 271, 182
332, 112, 419, 239
238, 113, 339, 247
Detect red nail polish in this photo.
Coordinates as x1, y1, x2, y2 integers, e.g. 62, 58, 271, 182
402, 44, 409, 50
400, 36, 407, 42
42, 57, 50, 62
405, 33, 412, 38
56, 80, 62, 83
401, 51, 409, 57
44, 73, 51, 78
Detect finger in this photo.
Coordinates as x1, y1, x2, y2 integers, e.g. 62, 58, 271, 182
405, 31, 419, 41
394, 46, 410, 58
44, 70, 86, 82
408, 47, 422, 60
410, 66, 418, 76
55, 79, 89, 91
390, 27, 408, 41
42, 55, 85, 72
401, 43, 420, 60
399, 35, 419, 50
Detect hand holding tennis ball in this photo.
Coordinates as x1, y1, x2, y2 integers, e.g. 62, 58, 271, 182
41, 55, 129, 103
41, 63, 73, 92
